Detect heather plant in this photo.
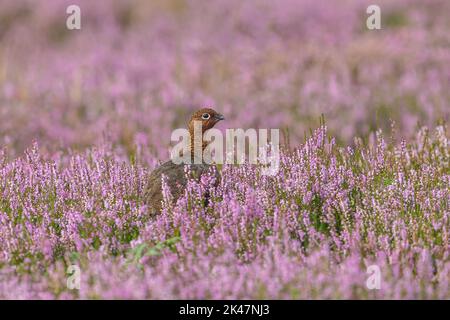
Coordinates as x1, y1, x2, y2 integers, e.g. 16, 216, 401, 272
1, 0, 449, 156
0, 124, 448, 299
0, 0, 449, 299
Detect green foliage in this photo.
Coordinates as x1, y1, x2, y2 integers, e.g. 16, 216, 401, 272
127, 236, 181, 266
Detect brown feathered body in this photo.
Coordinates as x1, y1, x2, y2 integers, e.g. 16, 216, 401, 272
146, 160, 216, 214
145, 108, 224, 215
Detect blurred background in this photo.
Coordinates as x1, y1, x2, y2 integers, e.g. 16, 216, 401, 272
0, 0, 449, 159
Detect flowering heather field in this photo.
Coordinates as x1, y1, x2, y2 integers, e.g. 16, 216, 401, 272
0, 0, 449, 299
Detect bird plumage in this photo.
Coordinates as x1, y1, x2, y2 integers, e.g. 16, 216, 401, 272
145, 108, 224, 215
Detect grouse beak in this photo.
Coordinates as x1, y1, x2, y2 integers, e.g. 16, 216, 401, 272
215, 113, 225, 121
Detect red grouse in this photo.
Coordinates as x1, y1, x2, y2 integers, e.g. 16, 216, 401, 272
145, 108, 225, 215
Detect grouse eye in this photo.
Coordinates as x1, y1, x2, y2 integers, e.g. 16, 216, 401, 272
201, 113, 210, 120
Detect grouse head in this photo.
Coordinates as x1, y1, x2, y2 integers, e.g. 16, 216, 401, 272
188, 108, 225, 133
187, 108, 224, 159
